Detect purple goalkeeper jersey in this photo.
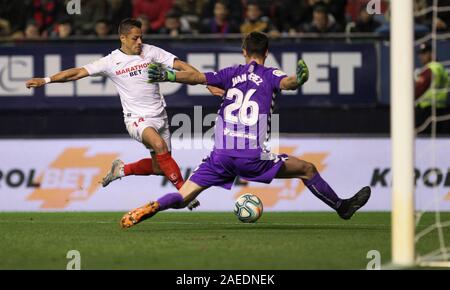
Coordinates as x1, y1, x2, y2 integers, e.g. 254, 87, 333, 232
205, 61, 287, 158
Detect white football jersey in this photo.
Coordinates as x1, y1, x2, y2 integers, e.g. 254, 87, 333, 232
83, 44, 176, 117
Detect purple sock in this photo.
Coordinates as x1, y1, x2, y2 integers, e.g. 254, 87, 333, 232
304, 173, 342, 210
157, 192, 184, 211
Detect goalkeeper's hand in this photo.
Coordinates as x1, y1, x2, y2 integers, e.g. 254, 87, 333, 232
296, 59, 309, 86
148, 62, 176, 83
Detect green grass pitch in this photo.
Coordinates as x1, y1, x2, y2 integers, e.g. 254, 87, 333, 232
0, 212, 447, 269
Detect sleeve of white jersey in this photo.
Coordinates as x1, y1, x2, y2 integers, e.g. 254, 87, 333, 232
83, 55, 109, 76
152, 46, 177, 68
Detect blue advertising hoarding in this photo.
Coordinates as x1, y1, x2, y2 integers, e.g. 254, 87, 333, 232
0, 41, 377, 109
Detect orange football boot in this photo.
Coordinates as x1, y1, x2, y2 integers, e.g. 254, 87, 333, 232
120, 201, 160, 228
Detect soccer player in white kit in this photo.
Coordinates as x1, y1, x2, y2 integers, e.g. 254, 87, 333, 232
25, 18, 208, 209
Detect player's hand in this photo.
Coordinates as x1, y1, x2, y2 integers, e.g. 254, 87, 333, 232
148, 62, 176, 83
207, 85, 225, 97
25, 78, 46, 88
296, 60, 309, 86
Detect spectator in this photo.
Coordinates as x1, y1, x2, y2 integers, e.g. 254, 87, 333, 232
322, 0, 348, 28
302, 4, 342, 33
24, 20, 41, 40
0, 18, 11, 37
297, 0, 324, 27
158, 9, 186, 37
0, 0, 29, 36
175, 0, 208, 33
136, 14, 154, 34
95, 19, 111, 38
202, 0, 243, 27
240, 1, 279, 36
53, 18, 74, 38
350, 6, 381, 33
133, 0, 173, 32
200, 0, 239, 34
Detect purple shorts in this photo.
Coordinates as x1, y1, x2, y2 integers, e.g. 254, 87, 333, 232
189, 151, 289, 190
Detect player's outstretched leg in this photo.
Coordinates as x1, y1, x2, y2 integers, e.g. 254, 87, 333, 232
101, 158, 155, 187
121, 192, 182, 228
305, 173, 371, 220
101, 159, 125, 187
276, 156, 371, 220
120, 201, 160, 228
102, 157, 201, 211
336, 186, 371, 220
120, 180, 206, 228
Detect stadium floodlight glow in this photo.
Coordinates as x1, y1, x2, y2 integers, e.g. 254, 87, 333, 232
390, 0, 415, 266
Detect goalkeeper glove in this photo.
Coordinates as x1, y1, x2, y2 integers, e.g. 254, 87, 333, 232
148, 62, 176, 83
296, 59, 309, 86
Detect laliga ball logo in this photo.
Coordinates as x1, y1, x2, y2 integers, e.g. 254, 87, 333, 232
234, 193, 263, 223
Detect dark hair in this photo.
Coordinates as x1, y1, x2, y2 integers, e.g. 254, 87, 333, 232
118, 18, 142, 35
247, 0, 260, 8
166, 8, 181, 19
215, 0, 228, 7
313, 3, 328, 14
59, 17, 73, 25
242, 32, 269, 57
96, 19, 110, 25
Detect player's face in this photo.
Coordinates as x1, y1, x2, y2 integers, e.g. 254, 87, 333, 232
122, 27, 143, 55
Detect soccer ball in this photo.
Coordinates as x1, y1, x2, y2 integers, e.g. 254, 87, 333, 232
234, 193, 263, 223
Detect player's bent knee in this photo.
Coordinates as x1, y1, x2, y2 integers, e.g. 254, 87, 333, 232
152, 141, 168, 154
306, 162, 318, 175
303, 162, 317, 178
296, 160, 317, 179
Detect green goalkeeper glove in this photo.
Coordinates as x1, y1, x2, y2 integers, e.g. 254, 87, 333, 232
148, 62, 176, 83
296, 59, 309, 86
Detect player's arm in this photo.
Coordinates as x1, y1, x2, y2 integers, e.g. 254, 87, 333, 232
172, 59, 224, 96
173, 59, 199, 73
25, 67, 89, 88
148, 63, 206, 85
148, 62, 227, 97
175, 70, 207, 85
280, 60, 309, 91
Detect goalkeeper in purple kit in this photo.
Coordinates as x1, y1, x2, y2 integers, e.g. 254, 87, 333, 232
120, 32, 371, 228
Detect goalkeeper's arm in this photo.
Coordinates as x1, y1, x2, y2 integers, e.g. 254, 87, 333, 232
174, 70, 207, 85
148, 62, 207, 85
280, 60, 309, 91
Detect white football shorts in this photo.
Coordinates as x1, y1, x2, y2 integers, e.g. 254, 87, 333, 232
125, 110, 171, 152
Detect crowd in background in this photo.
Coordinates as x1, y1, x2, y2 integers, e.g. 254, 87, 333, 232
0, 0, 449, 40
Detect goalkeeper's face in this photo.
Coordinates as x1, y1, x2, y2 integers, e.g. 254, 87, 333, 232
121, 27, 143, 55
